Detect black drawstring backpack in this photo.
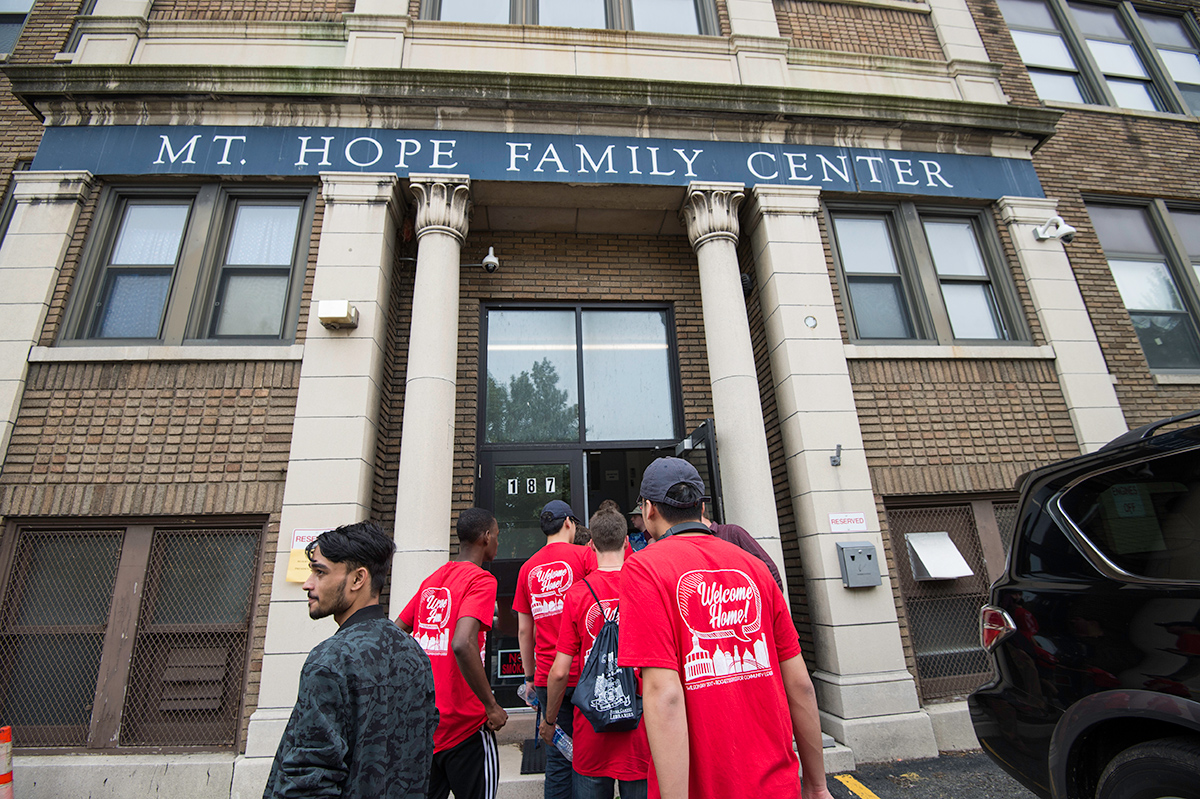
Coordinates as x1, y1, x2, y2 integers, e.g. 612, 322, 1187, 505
571, 578, 643, 733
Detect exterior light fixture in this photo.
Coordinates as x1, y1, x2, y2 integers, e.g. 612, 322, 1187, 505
317, 300, 359, 330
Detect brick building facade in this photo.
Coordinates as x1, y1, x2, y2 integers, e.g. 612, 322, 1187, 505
0, 0, 1195, 794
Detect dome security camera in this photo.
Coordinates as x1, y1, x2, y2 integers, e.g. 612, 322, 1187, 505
481, 246, 500, 273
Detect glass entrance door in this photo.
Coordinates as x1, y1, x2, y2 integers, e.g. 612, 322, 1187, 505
479, 449, 583, 707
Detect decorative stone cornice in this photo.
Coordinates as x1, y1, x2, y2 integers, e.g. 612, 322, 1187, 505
681, 182, 746, 250
408, 173, 471, 242
12, 170, 94, 202
1, 64, 1063, 144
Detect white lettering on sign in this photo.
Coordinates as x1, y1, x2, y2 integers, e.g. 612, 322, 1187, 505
140, 132, 961, 193
829, 513, 868, 533
154, 134, 201, 165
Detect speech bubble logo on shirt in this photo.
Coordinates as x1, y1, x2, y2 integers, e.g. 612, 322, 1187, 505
418, 586, 452, 632
676, 569, 762, 643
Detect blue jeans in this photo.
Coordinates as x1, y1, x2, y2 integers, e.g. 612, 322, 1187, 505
573, 773, 648, 799
535, 685, 575, 799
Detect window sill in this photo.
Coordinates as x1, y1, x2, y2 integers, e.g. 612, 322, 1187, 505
844, 343, 1055, 360
31, 344, 305, 363
1042, 99, 1195, 124
1153, 372, 1200, 385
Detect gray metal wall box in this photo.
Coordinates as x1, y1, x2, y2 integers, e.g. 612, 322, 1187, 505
836, 541, 881, 588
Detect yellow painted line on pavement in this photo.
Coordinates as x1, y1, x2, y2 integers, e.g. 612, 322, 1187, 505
834, 774, 884, 799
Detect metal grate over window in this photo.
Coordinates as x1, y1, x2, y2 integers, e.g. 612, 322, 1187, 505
994, 501, 1018, 556
0, 521, 262, 750
887, 504, 992, 701
0, 530, 125, 747
120, 529, 260, 747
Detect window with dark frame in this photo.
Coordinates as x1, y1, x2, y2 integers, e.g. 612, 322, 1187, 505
1088, 201, 1200, 371
0, 521, 263, 750
422, 0, 718, 35
827, 203, 1019, 344
0, 0, 31, 54
62, 185, 315, 346
997, 0, 1200, 115
483, 306, 681, 445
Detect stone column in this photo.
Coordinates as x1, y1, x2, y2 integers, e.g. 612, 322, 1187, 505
745, 185, 937, 764
997, 196, 1126, 452
681, 181, 788, 601
232, 173, 402, 798
390, 174, 472, 615
0, 170, 93, 466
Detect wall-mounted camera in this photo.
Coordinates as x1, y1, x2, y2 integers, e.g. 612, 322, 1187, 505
1033, 216, 1077, 244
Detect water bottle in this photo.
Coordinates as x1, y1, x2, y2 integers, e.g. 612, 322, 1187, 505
516, 682, 539, 709
551, 726, 573, 762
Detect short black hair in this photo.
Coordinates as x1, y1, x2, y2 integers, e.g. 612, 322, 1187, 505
458, 507, 496, 544
588, 506, 627, 552
540, 513, 568, 536
653, 482, 704, 525
307, 521, 395, 597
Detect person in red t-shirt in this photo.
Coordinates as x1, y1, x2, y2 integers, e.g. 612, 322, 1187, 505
398, 508, 507, 799
513, 499, 596, 799
618, 458, 833, 799
542, 504, 650, 799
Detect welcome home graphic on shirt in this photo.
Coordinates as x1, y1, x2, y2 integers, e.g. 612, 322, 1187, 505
412, 586, 452, 656
528, 561, 574, 619
676, 569, 771, 687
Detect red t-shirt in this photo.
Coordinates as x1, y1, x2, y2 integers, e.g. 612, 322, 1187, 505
555, 569, 651, 781
618, 534, 802, 799
398, 561, 497, 753
513, 541, 596, 686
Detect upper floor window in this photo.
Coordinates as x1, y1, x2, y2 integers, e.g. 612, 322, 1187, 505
61, 184, 315, 346
1088, 201, 1200, 371
827, 203, 1023, 344
0, 0, 31, 55
423, 0, 718, 35
998, 0, 1200, 115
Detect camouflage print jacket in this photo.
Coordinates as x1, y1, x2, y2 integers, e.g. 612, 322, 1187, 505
264, 605, 438, 798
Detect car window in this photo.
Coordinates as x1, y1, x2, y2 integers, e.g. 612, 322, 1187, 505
1059, 448, 1200, 581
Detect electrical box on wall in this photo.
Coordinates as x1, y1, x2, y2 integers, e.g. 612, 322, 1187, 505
836, 541, 881, 588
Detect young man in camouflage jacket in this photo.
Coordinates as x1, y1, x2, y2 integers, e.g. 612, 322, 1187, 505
264, 521, 438, 798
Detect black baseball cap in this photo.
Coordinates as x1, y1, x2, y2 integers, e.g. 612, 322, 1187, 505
639, 457, 709, 507
541, 500, 576, 522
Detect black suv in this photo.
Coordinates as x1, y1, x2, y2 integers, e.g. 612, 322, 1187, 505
970, 412, 1200, 799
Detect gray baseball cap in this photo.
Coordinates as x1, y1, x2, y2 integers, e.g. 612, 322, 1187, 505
639, 457, 708, 507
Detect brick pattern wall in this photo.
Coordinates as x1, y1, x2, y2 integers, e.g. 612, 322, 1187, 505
739, 234, 813, 663
851, 358, 1078, 495
0, 359, 301, 749
370, 221, 416, 550
150, 0, 353, 21
774, 0, 945, 61
1030, 111, 1200, 429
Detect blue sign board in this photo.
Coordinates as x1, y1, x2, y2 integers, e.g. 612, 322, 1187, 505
31, 125, 1044, 199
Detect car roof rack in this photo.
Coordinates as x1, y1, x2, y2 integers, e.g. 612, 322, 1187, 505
1100, 408, 1200, 451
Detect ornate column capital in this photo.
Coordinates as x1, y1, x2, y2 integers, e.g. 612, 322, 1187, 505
680, 181, 746, 251
408, 173, 472, 243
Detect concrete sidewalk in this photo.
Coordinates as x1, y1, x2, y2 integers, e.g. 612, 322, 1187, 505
495, 708, 856, 798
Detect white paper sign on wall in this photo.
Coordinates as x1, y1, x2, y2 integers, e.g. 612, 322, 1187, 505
829, 513, 868, 533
